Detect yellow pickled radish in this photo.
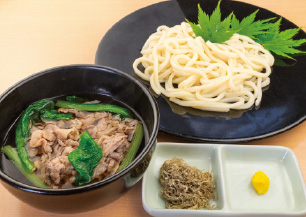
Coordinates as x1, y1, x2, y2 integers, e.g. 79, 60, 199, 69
252, 171, 270, 195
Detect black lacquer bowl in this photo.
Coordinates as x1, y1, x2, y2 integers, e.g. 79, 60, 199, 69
95, 0, 306, 143
0, 65, 159, 213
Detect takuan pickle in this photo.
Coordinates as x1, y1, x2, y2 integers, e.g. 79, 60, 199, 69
252, 171, 270, 195
159, 158, 215, 209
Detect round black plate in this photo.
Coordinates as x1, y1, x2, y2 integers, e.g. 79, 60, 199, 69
95, 0, 306, 143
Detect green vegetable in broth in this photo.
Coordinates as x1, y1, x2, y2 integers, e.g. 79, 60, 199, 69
55, 100, 132, 119
117, 123, 144, 172
16, 100, 54, 172
68, 131, 103, 186
66, 95, 88, 104
2, 145, 49, 188
40, 109, 73, 121
3, 96, 139, 188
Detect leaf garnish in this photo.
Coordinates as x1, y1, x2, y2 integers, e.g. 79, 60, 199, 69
231, 11, 276, 40
187, 0, 306, 62
186, 2, 236, 43
255, 18, 306, 59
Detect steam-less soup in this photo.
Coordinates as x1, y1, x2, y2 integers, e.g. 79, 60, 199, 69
1, 96, 144, 188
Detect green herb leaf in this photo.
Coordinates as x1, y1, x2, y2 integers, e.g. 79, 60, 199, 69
255, 18, 306, 59
231, 11, 276, 39
187, 0, 306, 62
274, 56, 296, 67
68, 131, 102, 186
187, 2, 236, 43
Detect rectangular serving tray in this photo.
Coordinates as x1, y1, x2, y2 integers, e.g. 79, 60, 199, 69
142, 142, 306, 217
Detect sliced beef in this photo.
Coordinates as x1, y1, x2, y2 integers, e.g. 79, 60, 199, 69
27, 110, 137, 188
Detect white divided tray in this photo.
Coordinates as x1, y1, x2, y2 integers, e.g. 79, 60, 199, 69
142, 143, 306, 217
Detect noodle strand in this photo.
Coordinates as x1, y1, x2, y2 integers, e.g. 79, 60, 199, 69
133, 22, 274, 112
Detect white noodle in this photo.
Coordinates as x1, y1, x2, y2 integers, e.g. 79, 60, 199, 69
133, 22, 274, 112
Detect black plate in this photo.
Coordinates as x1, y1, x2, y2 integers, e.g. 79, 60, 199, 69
95, 0, 306, 143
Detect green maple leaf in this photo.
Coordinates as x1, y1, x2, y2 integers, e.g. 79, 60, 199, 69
255, 18, 306, 59
231, 10, 276, 40
186, 0, 306, 62
187, 2, 236, 43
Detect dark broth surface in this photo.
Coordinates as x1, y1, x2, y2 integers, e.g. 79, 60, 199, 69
1, 93, 148, 188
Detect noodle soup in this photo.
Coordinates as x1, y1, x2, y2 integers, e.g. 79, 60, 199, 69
1, 94, 147, 189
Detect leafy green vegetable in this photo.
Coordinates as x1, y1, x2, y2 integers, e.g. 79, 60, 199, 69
68, 131, 103, 186
187, 1, 306, 61
15, 99, 80, 172
16, 100, 54, 171
55, 100, 132, 119
117, 123, 144, 172
66, 96, 88, 104
2, 145, 49, 188
187, 2, 235, 43
40, 110, 73, 121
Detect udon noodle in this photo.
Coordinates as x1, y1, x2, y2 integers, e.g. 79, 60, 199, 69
133, 22, 274, 112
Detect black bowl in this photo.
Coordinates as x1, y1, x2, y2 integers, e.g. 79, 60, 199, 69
0, 65, 160, 213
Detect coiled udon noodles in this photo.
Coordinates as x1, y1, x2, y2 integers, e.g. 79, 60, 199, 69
133, 22, 274, 112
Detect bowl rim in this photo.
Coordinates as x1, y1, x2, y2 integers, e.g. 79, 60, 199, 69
0, 64, 160, 195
